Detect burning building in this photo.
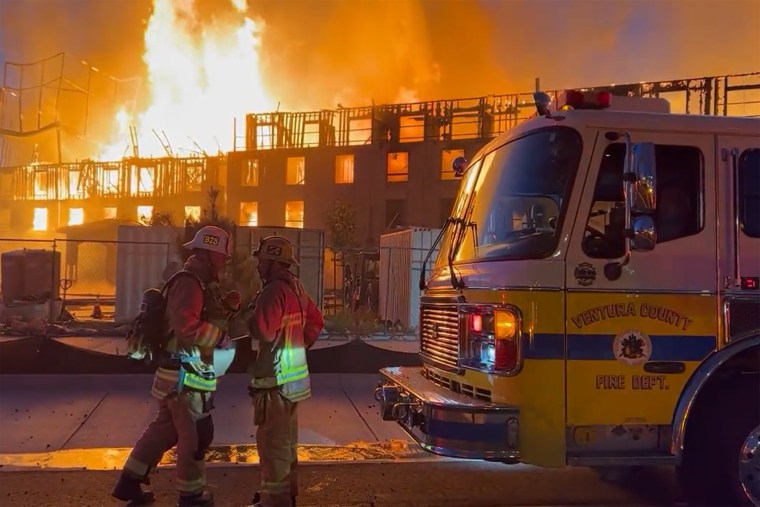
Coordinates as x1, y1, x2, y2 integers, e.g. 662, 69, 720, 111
3, 0, 759, 241
1, 71, 759, 243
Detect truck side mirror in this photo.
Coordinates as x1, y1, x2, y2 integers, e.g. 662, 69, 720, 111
452, 156, 468, 177
631, 215, 656, 251
631, 143, 657, 214
603, 135, 657, 280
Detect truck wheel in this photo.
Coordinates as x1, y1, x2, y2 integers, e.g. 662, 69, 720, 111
677, 375, 759, 506
739, 423, 760, 505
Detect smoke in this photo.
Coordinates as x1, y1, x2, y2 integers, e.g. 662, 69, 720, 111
0, 0, 758, 163
478, 0, 760, 91
0, 0, 149, 80
247, 0, 760, 106
1, 0, 758, 106
247, 0, 508, 108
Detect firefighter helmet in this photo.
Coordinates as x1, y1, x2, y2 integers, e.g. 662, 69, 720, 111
183, 225, 232, 257
252, 235, 299, 266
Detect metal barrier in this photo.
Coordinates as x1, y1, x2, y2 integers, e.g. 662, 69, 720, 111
324, 242, 438, 333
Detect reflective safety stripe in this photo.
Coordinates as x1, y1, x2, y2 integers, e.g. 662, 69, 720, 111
176, 476, 205, 493
280, 377, 311, 402
275, 343, 308, 385
278, 363, 308, 384
151, 367, 180, 399
152, 354, 216, 398
183, 372, 216, 392
194, 320, 224, 348
155, 367, 179, 382
250, 283, 313, 402
280, 312, 303, 328
173, 353, 217, 392
124, 455, 151, 477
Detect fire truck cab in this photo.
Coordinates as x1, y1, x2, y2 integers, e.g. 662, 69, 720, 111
375, 90, 760, 506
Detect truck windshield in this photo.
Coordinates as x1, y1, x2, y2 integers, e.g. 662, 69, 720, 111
438, 126, 583, 265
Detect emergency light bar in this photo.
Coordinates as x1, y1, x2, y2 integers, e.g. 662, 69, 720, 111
558, 90, 612, 110
533, 89, 671, 116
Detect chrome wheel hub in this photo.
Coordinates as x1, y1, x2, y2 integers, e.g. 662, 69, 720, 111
739, 423, 760, 506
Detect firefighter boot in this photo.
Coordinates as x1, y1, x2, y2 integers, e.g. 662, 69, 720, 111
111, 472, 155, 505
177, 489, 214, 506
250, 491, 297, 506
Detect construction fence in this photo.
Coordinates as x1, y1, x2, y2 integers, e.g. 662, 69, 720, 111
0, 235, 172, 323
2, 226, 442, 332
0, 224, 325, 323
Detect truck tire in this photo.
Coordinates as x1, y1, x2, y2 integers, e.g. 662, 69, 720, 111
677, 375, 759, 506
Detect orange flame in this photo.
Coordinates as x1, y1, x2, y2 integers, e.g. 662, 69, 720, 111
99, 0, 275, 160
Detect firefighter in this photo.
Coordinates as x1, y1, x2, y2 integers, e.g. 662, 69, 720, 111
246, 236, 324, 507
112, 225, 241, 507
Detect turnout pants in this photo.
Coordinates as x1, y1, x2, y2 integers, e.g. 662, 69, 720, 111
123, 391, 214, 494
252, 389, 299, 507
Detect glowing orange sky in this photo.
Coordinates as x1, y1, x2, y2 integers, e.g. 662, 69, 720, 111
1, 0, 758, 163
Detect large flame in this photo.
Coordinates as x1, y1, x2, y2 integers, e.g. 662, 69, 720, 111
99, 0, 275, 160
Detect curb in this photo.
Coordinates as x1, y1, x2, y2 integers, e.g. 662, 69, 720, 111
0, 441, 451, 472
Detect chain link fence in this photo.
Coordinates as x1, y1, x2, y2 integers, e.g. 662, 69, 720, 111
2, 228, 436, 338
323, 237, 439, 335
1, 236, 173, 324
1, 225, 326, 328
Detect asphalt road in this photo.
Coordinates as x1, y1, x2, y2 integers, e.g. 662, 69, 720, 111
0, 461, 683, 507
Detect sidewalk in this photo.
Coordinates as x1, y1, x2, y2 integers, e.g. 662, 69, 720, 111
0, 373, 435, 470
0, 374, 680, 506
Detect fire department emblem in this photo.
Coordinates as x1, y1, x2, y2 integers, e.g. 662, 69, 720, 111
574, 262, 596, 287
613, 329, 652, 366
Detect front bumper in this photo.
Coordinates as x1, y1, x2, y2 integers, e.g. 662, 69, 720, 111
375, 366, 520, 462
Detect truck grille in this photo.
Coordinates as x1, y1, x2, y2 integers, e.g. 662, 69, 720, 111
420, 304, 460, 370
728, 297, 760, 337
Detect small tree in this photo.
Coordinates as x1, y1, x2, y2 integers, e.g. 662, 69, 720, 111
147, 210, 175, 227
148, 188, 261, 307
193, 188, 260, 305
324, 200, 360, 312
324, 200, 359, 252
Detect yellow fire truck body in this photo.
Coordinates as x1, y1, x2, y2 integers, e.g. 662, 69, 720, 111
375, 91, 760, 505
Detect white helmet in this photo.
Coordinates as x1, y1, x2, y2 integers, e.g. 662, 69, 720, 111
183, 225, 232, 257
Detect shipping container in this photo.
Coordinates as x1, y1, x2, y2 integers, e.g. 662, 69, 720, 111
378, 227, 441, 330
0, 249, 61, 303
115, 226, 180, 321
115, 225, 325, 321
0, 251, 24, 302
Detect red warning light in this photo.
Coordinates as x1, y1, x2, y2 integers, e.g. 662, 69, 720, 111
741, 277, 759, 290
471, 314, 483, 332
562, 90, 612, 110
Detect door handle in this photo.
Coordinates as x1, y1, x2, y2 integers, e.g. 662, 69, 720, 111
644, 362, 685, 374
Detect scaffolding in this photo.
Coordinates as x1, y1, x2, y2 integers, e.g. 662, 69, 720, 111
1, 70, 758, 203
242, 71, 760, 150
0, 156, 222, 202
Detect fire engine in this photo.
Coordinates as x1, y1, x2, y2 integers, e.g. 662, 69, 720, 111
375, 89, 760, 506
